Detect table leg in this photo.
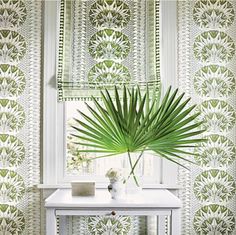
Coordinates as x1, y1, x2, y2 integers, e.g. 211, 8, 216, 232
171, 209, 181, 235
147, 216, 157, 235
59, 216, 67, 235
157, 215, 165, 235
46, 208, 57, 235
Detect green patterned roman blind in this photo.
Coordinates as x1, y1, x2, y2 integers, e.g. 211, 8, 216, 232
57, 0, 160, 101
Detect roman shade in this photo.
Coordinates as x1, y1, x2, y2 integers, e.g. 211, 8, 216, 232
57, 0, 160, 101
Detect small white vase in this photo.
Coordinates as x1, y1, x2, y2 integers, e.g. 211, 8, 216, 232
108, 180, 125, 200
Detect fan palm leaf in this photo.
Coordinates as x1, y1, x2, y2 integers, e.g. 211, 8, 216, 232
71, 85, 206, 181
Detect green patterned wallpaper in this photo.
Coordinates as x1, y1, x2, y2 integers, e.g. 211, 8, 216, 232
179, 0, 236, 234
0, 0, 41, 234
178, 0, 236, 234
1, 0, 235, 234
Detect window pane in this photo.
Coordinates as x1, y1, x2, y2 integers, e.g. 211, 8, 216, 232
65, 101, 160, 183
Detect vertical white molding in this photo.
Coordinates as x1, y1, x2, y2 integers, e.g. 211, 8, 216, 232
43, 1, 64, 185
160, 0, 178, 186
160, 0, 178, 90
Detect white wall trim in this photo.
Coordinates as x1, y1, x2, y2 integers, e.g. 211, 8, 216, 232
43, 0, 64, 185
160, 0, 179, 185
160, 0, 178, 90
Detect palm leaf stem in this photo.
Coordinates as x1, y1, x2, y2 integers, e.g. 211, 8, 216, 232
127, 150, 144, 182
127, 151, 140, 187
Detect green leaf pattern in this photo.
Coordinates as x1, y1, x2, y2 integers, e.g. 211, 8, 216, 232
0, 99, 25, 133
0, 0, 27, 28
0, 169, 25, 203
193, 204, 235, 235
86, 216, 132, 235
0, 30, 26, 63
194, 134, 236, 168
88, 29, 131, 62
0, 134, 25, 168
194, 170, 236, 203
192, 0, 236, 234
196, 99, 236, 133
193, 31, 235, 64
194, 65, 235, 98
89, 0, 131, 30
193, 0, 235, 29
0, 1, 28, 233
88, 0, 132, 87
0, 64, 26, 98
88, 60, 131, 87
0, 204, 25, 234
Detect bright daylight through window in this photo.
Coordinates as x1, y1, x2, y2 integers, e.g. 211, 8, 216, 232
65, 101, 161, 184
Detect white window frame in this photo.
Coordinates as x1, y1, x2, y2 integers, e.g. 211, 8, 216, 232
42, 0, 180, 189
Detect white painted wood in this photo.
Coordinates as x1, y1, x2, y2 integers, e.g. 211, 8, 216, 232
160, 0, 178, 89
46, 208, 57, 235
43, 0, 65, 185
45, 189, 181, 233
45, 189, 181, 208
56, 210, 171, 216
159, 0, 179, 186
157, 215, 166, 235
147, 216, 157, 235
59, 216, 67, 235
171, 209, 181, 235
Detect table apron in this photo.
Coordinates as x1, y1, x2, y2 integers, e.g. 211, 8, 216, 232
55, 208, 172, 216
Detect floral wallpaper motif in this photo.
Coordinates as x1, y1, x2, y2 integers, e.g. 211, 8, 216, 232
0, 169, 25, 204
193, 204, 235, 235
193, 169, 236, 203
191, 0, 236, 234
193, 0, 235, 30
0, 0, 41, 234
0, 134, 25, 168
0, 30, 27, 63
193, 30, 235, 64
193, 65, 235, 98
0, 64, 26, 98
0, 0, 27, 29
0, 204, 25, 234
194, 134, 236, 168
86, 216, 132, 235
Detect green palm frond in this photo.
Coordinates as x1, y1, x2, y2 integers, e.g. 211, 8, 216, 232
71, 85, 206, 168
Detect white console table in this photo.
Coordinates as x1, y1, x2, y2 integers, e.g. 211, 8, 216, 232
45, 189, 181, 235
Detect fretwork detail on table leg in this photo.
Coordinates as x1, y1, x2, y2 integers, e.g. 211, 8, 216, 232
59, 216, 67, 235
157, 215, 166, 235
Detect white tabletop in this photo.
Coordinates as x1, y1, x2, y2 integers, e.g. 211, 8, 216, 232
45, 189, 181, 209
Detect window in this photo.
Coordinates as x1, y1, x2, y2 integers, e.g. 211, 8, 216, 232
62, 101, 162, 185
42, 0, 179, 188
